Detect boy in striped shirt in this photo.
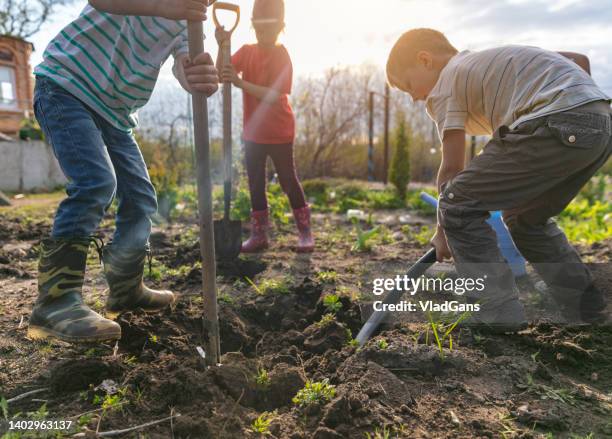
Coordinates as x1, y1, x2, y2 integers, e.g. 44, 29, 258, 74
28, 0, 219, 343
386, 29, 610, 330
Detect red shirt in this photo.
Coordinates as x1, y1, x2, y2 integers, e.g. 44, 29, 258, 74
231, 44, 295, 144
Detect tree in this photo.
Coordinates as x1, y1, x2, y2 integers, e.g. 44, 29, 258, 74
389, 114, 411, 200
0, 0, 75, 39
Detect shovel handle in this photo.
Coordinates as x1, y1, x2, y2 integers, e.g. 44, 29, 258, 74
213, 2, 241, 34
188, 20, 220, 366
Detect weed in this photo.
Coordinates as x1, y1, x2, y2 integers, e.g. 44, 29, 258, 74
246, 277, 290, 295
149, 334, 159, 344
425, 310, 471, 359
347, 338, 360, 348
365, 426, 391, 439
94, 387, 128, 413
316, 313, 336, 328
317, 271, 338, 283
498, 412, 518, 439
323, 294, 343, 314
292, 379, 336, 407
255, 368, 270, 389
1, 396, 8, 420
408, 225, 434, 246
377, 225, 394, 245
376, 339, 389, 350
251, 411, 276, 435
78, 413, 94, 427
218, 292, 235, 304
351, 218, 380, 253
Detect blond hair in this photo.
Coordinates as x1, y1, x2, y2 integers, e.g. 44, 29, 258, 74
386, 28, 458, 89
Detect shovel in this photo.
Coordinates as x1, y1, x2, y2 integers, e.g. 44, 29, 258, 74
212, 2, 242, 261
188, 6, 221, 365
356, 248, 437, 346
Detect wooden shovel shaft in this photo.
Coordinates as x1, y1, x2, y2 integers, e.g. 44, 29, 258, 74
188, 20, 220, 366
222, 40, 232, 220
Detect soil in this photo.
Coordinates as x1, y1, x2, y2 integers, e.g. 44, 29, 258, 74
0, 197, 611, 438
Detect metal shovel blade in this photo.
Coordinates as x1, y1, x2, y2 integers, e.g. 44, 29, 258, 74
214, 217, 242, 260
356, 248, 437, 346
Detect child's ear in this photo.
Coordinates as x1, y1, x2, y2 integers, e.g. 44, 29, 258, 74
416, 50, 433, 69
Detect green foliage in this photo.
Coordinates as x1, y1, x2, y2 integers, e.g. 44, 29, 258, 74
19, 117, 44, 141
405, 225, 435, 246
558, 198, 611, 244
246, 277, 290, 295
292, 379, 336, 407
376, 339, 389, 350
316, 270, 338, 283
255, 368, 270, 389
1, 396, 8, 420
251, 411, 275, 435
389, 116, 411, 200
218, 182, 291, 225
316, 313, 336, 328
323, 294, 343, 314
351, 218, 380, 252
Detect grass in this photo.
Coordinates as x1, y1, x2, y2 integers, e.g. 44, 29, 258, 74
316, 270, 338, 283
351, 218, 380, 253
245, 277, 290, 295
425, 310, 471, 359
292, 379, 336, 407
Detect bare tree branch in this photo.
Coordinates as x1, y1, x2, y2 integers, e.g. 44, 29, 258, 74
0, 0, 75, 39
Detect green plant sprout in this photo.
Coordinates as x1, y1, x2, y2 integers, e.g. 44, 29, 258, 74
323, 294, 343, 314
292, 379, 336, 407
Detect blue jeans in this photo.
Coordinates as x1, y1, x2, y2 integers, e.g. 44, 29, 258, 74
33, 76, 157, 248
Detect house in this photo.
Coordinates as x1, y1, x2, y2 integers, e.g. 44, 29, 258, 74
0, 35, 34, 138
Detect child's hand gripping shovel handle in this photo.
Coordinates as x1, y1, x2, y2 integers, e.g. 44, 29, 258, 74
213, 2, 240, 220
188, 13, 221, 366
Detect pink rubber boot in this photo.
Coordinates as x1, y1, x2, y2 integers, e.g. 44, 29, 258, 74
241, 209, 269, 253
293, 205, 314, 253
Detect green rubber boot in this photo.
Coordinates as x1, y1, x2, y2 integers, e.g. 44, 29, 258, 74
27, 238, 122, 343
103, 244, 175, 320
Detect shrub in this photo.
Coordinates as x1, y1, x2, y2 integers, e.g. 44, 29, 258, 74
389, 116, 411, 200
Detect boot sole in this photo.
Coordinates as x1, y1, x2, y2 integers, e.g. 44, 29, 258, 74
27, 325, 121, 343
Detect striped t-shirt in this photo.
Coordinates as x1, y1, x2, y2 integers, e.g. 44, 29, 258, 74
34, 5, 190, 131
426, 45, 611, 139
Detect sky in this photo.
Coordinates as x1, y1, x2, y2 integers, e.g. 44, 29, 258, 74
28, 0, 612, 95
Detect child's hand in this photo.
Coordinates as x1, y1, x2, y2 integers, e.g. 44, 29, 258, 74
430, 226, 452, 262
156, 0, 209, 21
215, 27, 232, 45
183, 52, 219, 96
219, 65, 242, 87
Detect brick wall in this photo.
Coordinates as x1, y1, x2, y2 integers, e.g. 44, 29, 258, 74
0, 36, 34, 137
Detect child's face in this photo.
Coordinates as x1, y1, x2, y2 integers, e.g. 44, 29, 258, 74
396, 51, 441, 102
253, 22, 283, 46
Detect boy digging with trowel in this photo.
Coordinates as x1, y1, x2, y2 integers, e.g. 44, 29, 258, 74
386, 29, 610, 330
27, 0, 219, 343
